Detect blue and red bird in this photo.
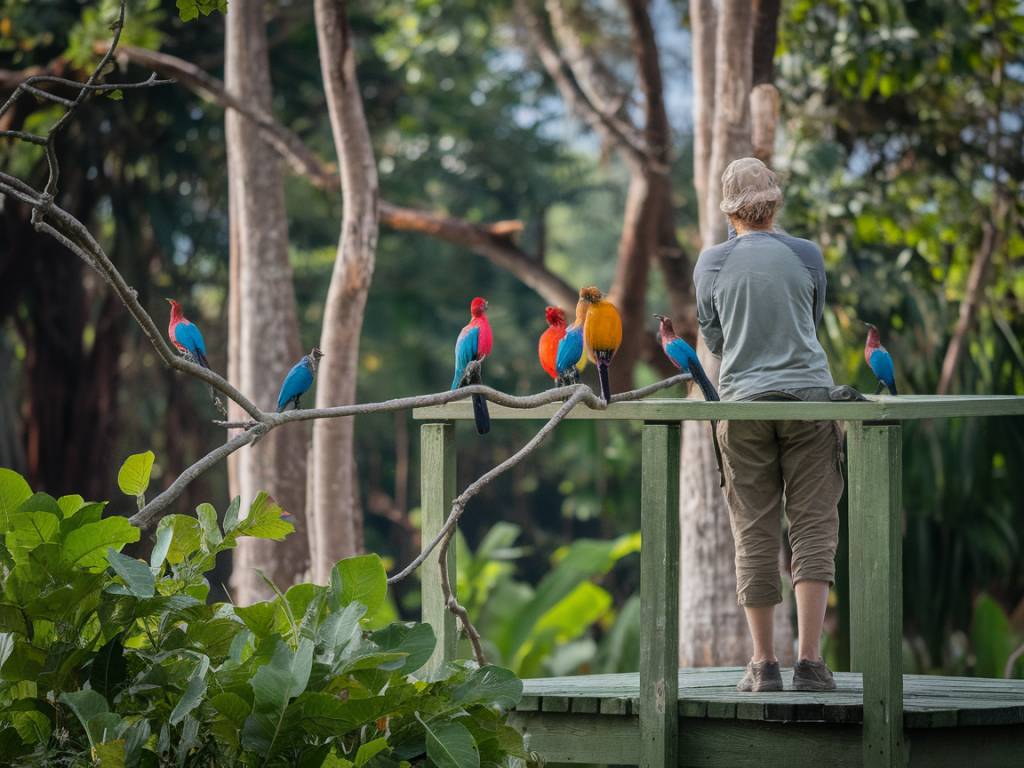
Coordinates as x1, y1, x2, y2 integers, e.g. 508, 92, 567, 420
277, 347, 324, 412
655, 314, 719, 402
452, 297, 493, 435
166, 299, 209, 368
538, 306, 566, 384
555, 296, 588, 387
864, 323, 898, 395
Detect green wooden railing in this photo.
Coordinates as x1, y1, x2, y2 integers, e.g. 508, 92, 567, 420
412, 395, 1024, 768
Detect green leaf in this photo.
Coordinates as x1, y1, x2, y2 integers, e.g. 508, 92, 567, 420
229, 493, 294, 542
169, 655, 209, 725
371, 622, 436, 675
11, 710, 51, 745
222, 496, 241, 533
106, 549, 155, 598
105, 89, 124, 101
6, 511, 60, 564
117, 451, 154, 498
57, 495, 86, 517
451, 666, 522, 710
63, 517, 140, 571
332, 554, 387, 617
0, 468, 32, 531
90, 635, 128, 700
235, 601, 278, 638
210, 692, 251, 727
150, 521, 173, 570
241, 638, 314, 756
355, 737, 390, 767
420, 716, 479, 768
92, 735, 125, 765
971, 593, 1013, 678
0, 602, 28, 635
59, 689, 109, 744
155, 515, 201, 565
196, 502, 223, 547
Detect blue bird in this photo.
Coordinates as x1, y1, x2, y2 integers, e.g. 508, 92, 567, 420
863, 323, 898, 395
655, 314, 720, 402
277, 347, 324, 412
554, 296, 588, 386
167, 299, 209, 368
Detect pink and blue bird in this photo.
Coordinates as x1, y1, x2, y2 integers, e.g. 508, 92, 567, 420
655, 314, 719, 402
864, 323, 897, 395
277, 347, 324, 412
166, 299, 209, 368
452, 297, 493, 435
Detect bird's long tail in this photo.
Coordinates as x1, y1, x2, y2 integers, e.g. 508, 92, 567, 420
888, 381, 899, 396
196, 351, 210, 369
597, 361, 612, 403
690, 363, 720, 402
472, 394, 491, 435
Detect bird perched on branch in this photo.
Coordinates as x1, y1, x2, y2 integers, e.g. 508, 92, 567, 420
538, 306, 567, 384
581, 286, 621, 402
555, 297, 588, 387
277, 347, 324, 412
452, 297, 493, 435
166, 299, 209, 368
655, 314, 719, 402
863, 322, 898, 395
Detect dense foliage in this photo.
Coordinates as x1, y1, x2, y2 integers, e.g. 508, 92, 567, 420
0, 461, 525, 767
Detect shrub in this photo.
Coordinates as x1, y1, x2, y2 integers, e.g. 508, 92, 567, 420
0, 461, 525, 767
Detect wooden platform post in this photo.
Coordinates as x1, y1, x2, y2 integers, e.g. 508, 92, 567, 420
420, 422, 457, 676
848, 422, 904, 768
639, 422, 681, 768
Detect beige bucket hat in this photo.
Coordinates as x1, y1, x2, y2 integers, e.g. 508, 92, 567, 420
720, 157, 782, 214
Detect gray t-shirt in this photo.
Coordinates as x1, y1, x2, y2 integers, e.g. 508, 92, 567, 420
694, 231, 834, 401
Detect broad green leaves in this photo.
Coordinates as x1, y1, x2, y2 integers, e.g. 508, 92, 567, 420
0, 468, 32, 530
0, 467, 525, 765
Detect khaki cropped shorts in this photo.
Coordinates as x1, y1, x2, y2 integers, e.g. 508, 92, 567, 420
716, 419, 845, 607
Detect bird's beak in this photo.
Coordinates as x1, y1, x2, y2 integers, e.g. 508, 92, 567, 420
165, 298, 172, 304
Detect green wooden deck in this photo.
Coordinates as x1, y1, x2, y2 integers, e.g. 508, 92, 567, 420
413, 395, 1024, 767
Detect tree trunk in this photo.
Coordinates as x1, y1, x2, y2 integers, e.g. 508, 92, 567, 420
679, 0, 793, 668
307, 0, 380, 582
225, 0, 310, 603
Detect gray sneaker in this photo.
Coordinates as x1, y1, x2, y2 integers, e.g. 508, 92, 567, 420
736, 659, 783, 692
792, 658, 836, 691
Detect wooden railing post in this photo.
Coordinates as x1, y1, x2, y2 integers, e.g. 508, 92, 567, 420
420, 422, 457, 676
639, 422, 681, 768
848, 421, 904, 768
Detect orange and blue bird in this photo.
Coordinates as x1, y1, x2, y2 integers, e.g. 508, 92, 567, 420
655, 314, 719, 402
452, 297, 493, 435
554, 297, 589, 387
581, 286, 622, 402
277, 347, 324, 412
864, 322, 897, 395
538, 306, 567, 384
166, 299, 209, 369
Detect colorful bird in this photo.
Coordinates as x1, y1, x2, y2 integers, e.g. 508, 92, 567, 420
555, 297, 589, 387
452, 297, 493, 435
538, 306, 567, 383
166, 299, 209, 368
581, 286, 622, 402
864, 322, 898, 395
277, 347, 324, 412
655, 314, 719, 402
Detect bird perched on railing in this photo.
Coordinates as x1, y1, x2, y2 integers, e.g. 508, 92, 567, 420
166, 299, 209, 369
452, 297, 493, 435
581, 286, 621, 402
277, 347, 324, 412
538, 306, 567, 385
863, 322, 898, 395
555, 296, 589, 387
655, 314, 719, 402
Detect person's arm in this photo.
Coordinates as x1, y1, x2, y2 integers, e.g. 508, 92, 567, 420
694, 257, 724, 357
811, 249, 827, 328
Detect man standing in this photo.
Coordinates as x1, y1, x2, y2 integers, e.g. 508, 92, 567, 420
694, 157, 844, 692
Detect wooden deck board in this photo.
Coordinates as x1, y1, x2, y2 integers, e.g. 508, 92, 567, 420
518, 669, 1024, 728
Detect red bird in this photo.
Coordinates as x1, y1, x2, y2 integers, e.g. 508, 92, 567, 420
538, 306, 567, 383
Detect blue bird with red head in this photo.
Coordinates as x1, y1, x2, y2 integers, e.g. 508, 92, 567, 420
452, 297, 493, 435
655, 314, 719, 402
864, 322, 898, 395
166, 299, 209, 369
